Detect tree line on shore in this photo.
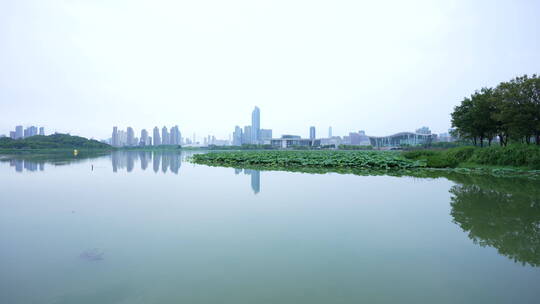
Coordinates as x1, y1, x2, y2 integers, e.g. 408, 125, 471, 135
0, 133, 111, 150
451, 74, 540, 146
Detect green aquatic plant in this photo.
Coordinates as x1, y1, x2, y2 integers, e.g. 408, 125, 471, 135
191, 150, 540, 180
192, 150, 424, 170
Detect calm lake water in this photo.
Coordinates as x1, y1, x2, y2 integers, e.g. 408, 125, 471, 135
1, 151, 539, 304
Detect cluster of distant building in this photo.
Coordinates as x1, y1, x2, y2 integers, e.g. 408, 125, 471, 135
232, 106, 273, 145
4, 159, 44, 172
109, 126, 182, 147
1, 109, 455, 150
2, 126, 46, 139
227, 107, 456, 149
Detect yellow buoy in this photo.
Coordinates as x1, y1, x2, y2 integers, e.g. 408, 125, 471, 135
73, 149, 79, 156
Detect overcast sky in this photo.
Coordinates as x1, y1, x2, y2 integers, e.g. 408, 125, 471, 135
1, 0, 539, 140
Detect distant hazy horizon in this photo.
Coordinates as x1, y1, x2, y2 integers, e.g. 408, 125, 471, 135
1, 0, 539, 139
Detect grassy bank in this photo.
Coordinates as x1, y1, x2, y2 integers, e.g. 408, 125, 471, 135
403, 144, 540, 170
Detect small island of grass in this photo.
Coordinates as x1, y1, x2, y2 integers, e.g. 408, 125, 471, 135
192, 150, 423, 170
191, 145, 540, 179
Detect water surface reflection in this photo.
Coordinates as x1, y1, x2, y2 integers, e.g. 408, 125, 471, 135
110, 151, 182, 174
447, 175, 540, 267
1, 151, 539, 267
1, 151, 540, 303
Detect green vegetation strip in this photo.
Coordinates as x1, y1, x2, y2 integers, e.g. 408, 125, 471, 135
192, 150, 424, 170
192, 147, 540, 179
0, 133, 111, 150
402, 145, 540, 170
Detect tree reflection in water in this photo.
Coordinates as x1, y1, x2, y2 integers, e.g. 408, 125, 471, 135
2, 152, 539, 266
448, 175, 540, 267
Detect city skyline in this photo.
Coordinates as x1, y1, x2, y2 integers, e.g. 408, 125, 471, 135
2, 1, 538, 140
110, 125, 182, 147
2, 109, 451, 147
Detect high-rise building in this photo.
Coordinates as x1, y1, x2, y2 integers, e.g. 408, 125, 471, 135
310, 126, 316, 141
328, 126, 332, 138
9, 131, 16, 139
140, 129, 149, 146
251, 106, 260, 144
162, 126, 169, 145
118, 130, 127, 146
39, 127, 45, 136
233, 126, 243, 146
153, 127, 161, 145
23, 126, 38, 138
112, 127, 119, 146
243, 126, 252, 144
349, 131, 370, 146
127, 127, 135, 146
260, 129, 272, 142
177, 126, 181, 145
170, 125, 181, 145
148, 136, 152, 146
416, 126, 431, 135
15, 126, 23, 139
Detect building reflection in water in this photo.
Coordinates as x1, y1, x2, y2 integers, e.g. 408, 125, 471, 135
234, 168, 261, 194
7, 159, 44, 173
2, 151, 183, 174
153, 153, 161, 173
139, 151, 150, 171
110, 151, 181, 175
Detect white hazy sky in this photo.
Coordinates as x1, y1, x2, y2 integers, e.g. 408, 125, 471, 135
1, 0, 539, 140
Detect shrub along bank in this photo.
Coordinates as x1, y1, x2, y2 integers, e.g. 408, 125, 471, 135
403, 144, 540, 169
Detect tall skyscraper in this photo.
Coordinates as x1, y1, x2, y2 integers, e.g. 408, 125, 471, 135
162, 126, 169, 145
243, 126, 252, 144
30, 126, 37, 136
153, 127, 161, 145
15, 126, 23, 139
170, 125, 181, 145
112, 127, 119, 146
127, 127, 135, 146
118, 130, 127, 146
251, 106, 260, 144
140, 129, 149, 146
310, 126, 316, 141
39, 127, 44, 136
328, 126, 332, 138
233, 126, 243, 146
